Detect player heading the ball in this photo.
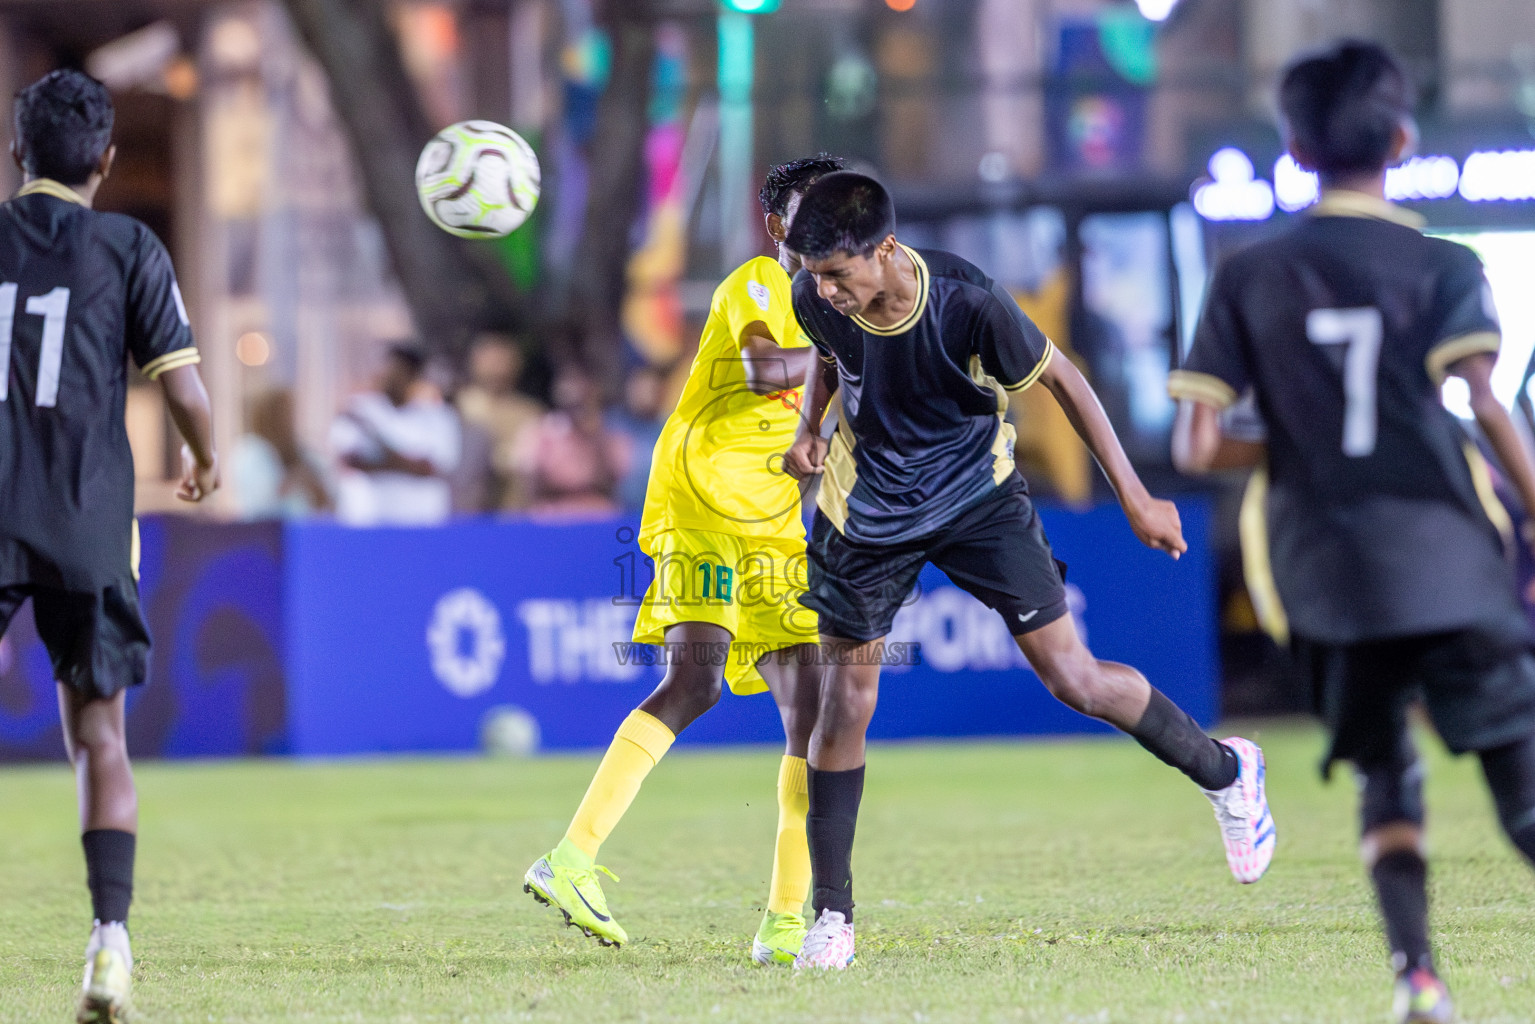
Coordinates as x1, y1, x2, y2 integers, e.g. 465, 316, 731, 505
523, 156, 846, 965
781, 170, 1276, 970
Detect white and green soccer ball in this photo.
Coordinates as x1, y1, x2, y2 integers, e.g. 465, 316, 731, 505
480, 705, 541, 758
415, 120, 541, 239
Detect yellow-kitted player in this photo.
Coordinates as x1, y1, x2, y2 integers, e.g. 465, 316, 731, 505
524, 156, 844, 965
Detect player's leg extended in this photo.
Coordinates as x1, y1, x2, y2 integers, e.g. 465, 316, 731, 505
524, 621, 729, 946
794, 637, 878, 969
59, 686, 136, 1024
1013, 614, 1275, 883
1356, 739, 1451, 1024
751, 643, 820, 964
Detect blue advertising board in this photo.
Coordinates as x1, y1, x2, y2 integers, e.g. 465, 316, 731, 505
0, 519, 286, 761
284, 499, 1216, 755
0, 499, 1216, 760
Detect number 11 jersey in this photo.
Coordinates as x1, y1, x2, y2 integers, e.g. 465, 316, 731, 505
1171, 190, 1516, 645
0, 180, 199, 593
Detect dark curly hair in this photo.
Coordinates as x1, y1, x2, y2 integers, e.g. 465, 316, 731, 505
757, 154, 847, 217
14, 69, 115, 186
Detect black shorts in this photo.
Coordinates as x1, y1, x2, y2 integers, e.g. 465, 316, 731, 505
1297, 627, 1535, 777
0, 583, 150, 700
802, 474, 1068, 643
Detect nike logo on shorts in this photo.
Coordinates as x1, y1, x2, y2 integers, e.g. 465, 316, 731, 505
1016, 609, 1038, 623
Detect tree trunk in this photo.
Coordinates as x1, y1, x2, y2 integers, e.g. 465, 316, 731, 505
562, 4, 658, 394
279, 0, 527, 362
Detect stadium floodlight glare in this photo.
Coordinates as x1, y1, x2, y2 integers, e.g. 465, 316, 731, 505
1135, 0, 1180, 20
720, 0, 780, 12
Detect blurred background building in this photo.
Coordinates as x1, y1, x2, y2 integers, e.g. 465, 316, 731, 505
1, 0, 1533, 716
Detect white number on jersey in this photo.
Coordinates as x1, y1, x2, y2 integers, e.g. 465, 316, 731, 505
0, 284, 72, 407
1306, 306, 1383, 457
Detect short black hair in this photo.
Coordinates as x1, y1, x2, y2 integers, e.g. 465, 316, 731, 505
1279, 41, 1413, 180
386, 342, 427, 374
784, 171, 895, 260
14, 70, 114, 186
757, 154, 847, 217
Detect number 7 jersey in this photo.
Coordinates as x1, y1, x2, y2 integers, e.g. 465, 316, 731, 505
1171, 190, 1517, 645
0, 180, 199, 592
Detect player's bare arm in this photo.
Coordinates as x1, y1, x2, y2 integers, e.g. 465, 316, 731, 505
1454, 352, 1535, 549
1171, 400, 1267, 474
783, 355, 835, 480
739, 324, 813, 395
158, 364, 220, 503
1040, 353, 1186, 559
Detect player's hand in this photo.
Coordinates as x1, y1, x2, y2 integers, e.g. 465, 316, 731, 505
1127, 495, 1186, 560
177, 445, 220, 503
783, 431, 827, 482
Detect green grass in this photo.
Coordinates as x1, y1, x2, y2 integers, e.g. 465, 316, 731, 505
2, 722, 1533, 1023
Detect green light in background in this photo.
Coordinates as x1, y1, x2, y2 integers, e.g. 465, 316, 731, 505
720, 0, 780, 13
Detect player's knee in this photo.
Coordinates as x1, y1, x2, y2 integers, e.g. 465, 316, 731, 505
820, 676, 876, 735
70, 709, 128, 764
1039, 655, 1109, 717
659, 663, 723, 717
1356, 758, 1425, 855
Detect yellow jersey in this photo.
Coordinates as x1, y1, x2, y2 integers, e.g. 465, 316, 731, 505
639, 256, 810, 547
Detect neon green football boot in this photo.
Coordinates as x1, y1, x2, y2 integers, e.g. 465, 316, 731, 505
751, 910, 807, 966
523, 842, 628, 947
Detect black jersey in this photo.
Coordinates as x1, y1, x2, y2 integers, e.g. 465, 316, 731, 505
793, 245, 1053, 545
1172, 190, 1516, 645
0, 180, 199, 592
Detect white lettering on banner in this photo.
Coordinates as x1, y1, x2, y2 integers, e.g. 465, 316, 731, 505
1207, 147, 1535, 221
1192, 149, 1274, 223
884, 584, 1088, 675
426, 588, 506, 698
517, 599, 642, 684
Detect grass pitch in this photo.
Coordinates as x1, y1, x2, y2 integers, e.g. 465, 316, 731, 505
2, 723, 1533, 1023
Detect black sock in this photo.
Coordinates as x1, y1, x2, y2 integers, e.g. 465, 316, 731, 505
1479, 736, 1535, 866
1128, 689, 1238, 790
1371, 849, 1432, 973
82, 830, 135, 925
806, 766, 864, 922
1507, 821, 1535, 866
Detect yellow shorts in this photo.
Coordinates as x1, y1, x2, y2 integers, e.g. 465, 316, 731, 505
633, 528, 819, 695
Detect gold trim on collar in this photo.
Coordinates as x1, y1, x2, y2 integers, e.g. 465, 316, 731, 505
1309, 190, 1425, 230
15, 178, 87, 206
853, 244, 929, 336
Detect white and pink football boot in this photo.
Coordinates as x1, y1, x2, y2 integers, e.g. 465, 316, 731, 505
1203, 736, 1276, 884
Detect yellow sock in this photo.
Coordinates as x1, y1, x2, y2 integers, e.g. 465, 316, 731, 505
767, 755, 811, 915
560, 710, 676, 862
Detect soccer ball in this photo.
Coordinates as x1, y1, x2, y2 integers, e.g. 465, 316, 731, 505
415, 120, 541, 239
480, 705, 541, 758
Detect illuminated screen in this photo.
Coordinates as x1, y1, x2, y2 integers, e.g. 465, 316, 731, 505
1430, 231, 1535, 417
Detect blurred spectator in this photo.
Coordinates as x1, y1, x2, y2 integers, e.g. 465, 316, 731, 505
455, 333, 546, 511
607, 365, 668, 510
330, 343, 461, 526
513, 364, 631, 516
231, 390, 332, 520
